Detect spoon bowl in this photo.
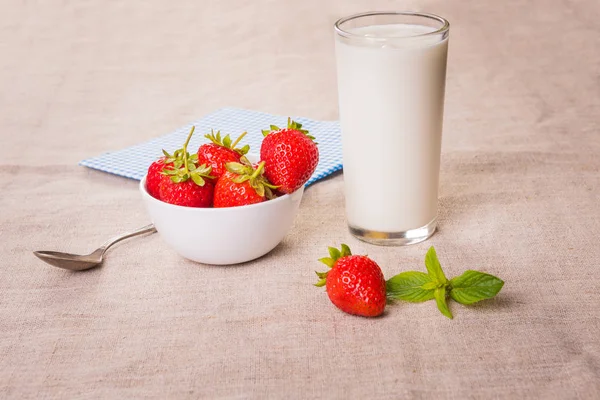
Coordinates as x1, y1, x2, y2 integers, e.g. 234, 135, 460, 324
33, 250, 104, 271
33, 224, 156, 271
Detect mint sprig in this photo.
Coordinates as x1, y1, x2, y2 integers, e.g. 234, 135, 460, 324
386, 247, 504, 319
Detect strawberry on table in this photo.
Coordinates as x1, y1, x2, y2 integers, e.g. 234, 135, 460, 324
315, 244, 387, 317
213, 157, 278, 208
155, 126, 215, 207
260, 118, 319, 194
197, 130, 249, 180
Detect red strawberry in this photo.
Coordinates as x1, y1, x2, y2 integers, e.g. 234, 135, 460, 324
260, 118, 319, 194
159, 178, 214, 207
213, 158, 278, 208
158, 126, 215, 207
315, 244, 386, 317
197, 130, 249, 180
146, 157, 171, 199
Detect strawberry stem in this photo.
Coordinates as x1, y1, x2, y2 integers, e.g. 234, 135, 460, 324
251, 161, 266, 180
182, 126, 195, 174
231, 131, 247, 149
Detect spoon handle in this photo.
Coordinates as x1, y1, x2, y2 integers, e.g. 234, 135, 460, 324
99, 224, 157, 253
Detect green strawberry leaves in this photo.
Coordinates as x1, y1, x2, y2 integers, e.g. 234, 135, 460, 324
386, 246, 504, 319
314, 244, 352, 287
161, 126, 215, 186
204, 129, 250, 155
328, 246, 341, 260
225, 157, 279, 199
262, 118, 317, 142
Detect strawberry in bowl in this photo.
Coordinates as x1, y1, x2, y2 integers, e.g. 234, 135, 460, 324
261, 118, 319, 194
197, 130, 249, 180
214, 158, 278, 208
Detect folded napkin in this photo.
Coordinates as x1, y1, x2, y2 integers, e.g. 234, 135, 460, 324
80, 108, 342, 186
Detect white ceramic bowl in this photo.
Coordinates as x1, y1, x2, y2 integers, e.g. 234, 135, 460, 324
139, 164, 304, 265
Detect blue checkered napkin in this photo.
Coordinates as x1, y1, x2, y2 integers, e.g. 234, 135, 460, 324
79, 108, 342, 186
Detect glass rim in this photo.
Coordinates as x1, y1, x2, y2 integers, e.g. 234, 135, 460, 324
334, 11, 450, 40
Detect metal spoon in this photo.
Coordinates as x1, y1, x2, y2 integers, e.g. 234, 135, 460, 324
33, 224, 157, 271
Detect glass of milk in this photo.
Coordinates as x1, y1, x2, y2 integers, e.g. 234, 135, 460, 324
334, 12, 450, 246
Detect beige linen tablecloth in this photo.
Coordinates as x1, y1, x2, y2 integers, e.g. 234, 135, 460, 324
1, 0, 599, 398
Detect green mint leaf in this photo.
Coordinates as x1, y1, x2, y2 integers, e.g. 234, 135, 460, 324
421, 281, 439, 290
386, 271, 435, 303
434, 286, 453, 319
425, 246, 447, 284
449, 270, 505, 305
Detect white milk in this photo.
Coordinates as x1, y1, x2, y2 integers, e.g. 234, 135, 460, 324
335, 24, 448, 233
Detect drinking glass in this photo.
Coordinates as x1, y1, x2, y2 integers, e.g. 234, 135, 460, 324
334, 11, 450, 245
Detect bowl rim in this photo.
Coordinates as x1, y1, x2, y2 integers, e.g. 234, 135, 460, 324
139, 175, 303, 212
